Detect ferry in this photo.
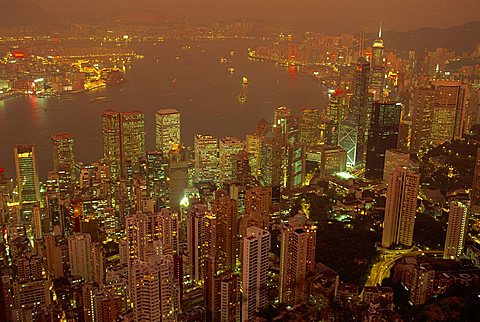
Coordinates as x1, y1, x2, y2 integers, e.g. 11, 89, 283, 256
228, 67, 235, 73
242, 76, 248, 85
238, 94, 246, 103
219, 57, 227, 63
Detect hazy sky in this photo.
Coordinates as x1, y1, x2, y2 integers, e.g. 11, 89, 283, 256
33, 0, 480, 32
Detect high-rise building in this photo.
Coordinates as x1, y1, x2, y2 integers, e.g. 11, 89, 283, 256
205, 270, 240, 322
410, 87, 435, 154
246, 134, 263, 178
155, 109, 181, 157
444, 200, 469, 259
186, 203, 209, 283
131, 254, 177, 322
279, 212, 317, 306
241, 227, 270, 321
300, 108, 320, 148
68, 233, 92, 281
338, 119, 359, 166
349, 57, 370, 166
370, 28, 385, 100
14, 144, 40, 205
383, 149, 410, 181
305, 145, 347, 181
102, 111, 145, 180
242, 186, 272, 235
211, 193, 238, 272
146, 151, 169, 208
219, 137, 245, 184
382, 166, 420, 248
365, 102, 402, 179
431, 81, 468, 145
51, 132, 75, 182
194, 134, 219, 185
472, 148, 480, 210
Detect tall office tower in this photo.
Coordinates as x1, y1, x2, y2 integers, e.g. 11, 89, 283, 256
14, 144, 40, 205
350, 57, 371, 166
327, 89, 347, 145
365, 102, 402, 179
397, 118, 412, 153
431, 81, 468, 145
246, 134, 263, 178
381, 166, 420, 248
211, 193, 238, 272
68, 233, 92, 281
194, 134, 219, 185
102, 111, 145, 180
155, 108, 181, 156
168, 144, 189, 211
205, 270, 240, 322
91, 242, 105, 284
219, 137, 245, 184
146, 151, 169, 208
444, 200, 469, 259
234, 151, 253, 185
338, 119, 359, 166
131, 254, 177, 322
370, 27, 385, 100
242, 186, 272, 235
279, 212, 317, 306
45, 235, 64, 279
32, 205, 43, 240
300, 108, 320, 148
472, 148, 480, 209
242, 227, 270, 321
158, 208, 179, 253
186, 203, 209, 282
260, 134, 283, 187
51, 132, 75, 182
383, 149, 410, 181
410, 87, 435, 154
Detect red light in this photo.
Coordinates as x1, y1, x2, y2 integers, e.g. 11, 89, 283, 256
333, 89, 345, 97
12, 52, 25, 58
0, 168, 3, 173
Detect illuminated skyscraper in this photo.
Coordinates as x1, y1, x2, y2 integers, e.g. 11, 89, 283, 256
102, 111, 145, 180
370, 26, 385, 100
241, 227, 270, 321
300, 108, 320, 148
444, 200, 468, 259
194, 134, 219, 185
168, 144, 189, 211
68, 233, 92, 281
365, 102, 402, 179
410, 87, 435, 154
155, 109, 181, 157
341, 57, 370, 166
219, 137, 245, 184
382, 166, 420, 248
430, 81, 468, 145
471, 148, 480, 210
146, 151, 169, 208
51, 132, 75, 182
279, 212, 317, 306
14, 144, 40, 205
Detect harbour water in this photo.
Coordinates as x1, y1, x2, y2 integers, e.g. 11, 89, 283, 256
0, 39, 327, 178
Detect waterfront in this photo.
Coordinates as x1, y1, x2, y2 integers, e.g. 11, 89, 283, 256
0, 39, 327, 178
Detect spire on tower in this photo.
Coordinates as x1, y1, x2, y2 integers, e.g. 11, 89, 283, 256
379, 22, 382, 38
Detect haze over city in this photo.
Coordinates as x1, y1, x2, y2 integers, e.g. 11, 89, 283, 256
1, 1, 480, 321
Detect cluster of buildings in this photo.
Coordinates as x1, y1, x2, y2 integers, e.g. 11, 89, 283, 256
1, 28, 480, 321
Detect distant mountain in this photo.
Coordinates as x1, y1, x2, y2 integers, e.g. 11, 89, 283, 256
370, 21, 480, 54
0, 0, 57, 27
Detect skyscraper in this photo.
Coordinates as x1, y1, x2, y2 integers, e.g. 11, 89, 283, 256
194, 134, 219, 185
300, 108, 320, 148
155, 109, 181, 157
444, 200, 468, 259
14, 144, 40, 205
382, 166, 420, 248
102, 111, 145, 180
471, 148, 480, 210
168, 144, 189, 211
350, 57, 370, 166
219, 137, 245, 184
242, 226, 270, 321
370, 27, 385, 100
279, 212, 317, 306
68, 233, 92, 281
410, 87, 435, 154
365, 102, 402, 179
51, 132, 75, 182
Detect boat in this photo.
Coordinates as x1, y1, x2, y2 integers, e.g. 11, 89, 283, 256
242, 76, 248, 85
90, 96, 107, 103
219, 57, 227, 63
238, 94, 246, 103
228, 67, 235, 73
172, 78, 177, 84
